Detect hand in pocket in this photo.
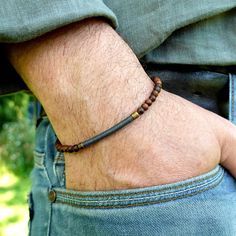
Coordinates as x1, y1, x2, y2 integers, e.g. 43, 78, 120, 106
65, 90, 236, 191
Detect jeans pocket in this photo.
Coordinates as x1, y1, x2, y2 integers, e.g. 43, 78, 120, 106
46, 165, 236, 236
52, 165, 224, 209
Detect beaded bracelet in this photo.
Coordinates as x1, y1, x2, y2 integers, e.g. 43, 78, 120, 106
55, 76, 162, 153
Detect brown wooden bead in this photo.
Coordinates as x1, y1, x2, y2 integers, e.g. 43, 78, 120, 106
145, 99, 152, 106
137, 107, 145, 115
73, 145, 79, 152
152, 76, 161, 85
152, 90, 159, 97
149, 95, 156, 102
142, 103, 149, 110
154, 85, 161, 92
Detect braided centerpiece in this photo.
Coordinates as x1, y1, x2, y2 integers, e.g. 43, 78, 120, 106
55, 76, 162, 153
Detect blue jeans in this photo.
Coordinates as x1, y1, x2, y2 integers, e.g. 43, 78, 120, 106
28, 71, 236, 236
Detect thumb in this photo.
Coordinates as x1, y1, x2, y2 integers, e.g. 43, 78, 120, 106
220, 121, 236, 178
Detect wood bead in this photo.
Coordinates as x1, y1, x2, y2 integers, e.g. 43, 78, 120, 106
73, 145, 79, 152
137, 107, 145, 114
152, 90, 159, 97
152, 76, 161, 85
142, 103, 149, 110
149, 95, 156, 102
154, 85, 161, 92
145, 99, 152, 106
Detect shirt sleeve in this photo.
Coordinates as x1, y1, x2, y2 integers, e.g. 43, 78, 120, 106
0, 0, 118, 95
0, 0, 118, 42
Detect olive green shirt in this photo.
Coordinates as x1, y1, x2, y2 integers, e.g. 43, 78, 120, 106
1, 0, 236, 94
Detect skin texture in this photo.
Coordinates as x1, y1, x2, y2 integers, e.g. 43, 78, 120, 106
5, 19, 236, 191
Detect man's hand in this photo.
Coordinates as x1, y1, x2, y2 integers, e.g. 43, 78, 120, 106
5, 19, 236, 191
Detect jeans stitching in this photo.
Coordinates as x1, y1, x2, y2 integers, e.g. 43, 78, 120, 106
55, 176, 223, 209
55, 166, 222, 198
53, 167, 224, 209
56, 170, 223, 203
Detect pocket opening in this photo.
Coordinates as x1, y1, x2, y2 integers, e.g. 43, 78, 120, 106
52, 165, 224, 209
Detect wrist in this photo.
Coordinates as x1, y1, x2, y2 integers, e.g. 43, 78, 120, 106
6, 18, 154, 144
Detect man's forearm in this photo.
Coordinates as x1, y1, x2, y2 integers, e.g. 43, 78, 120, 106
5, 18, 236, 191
6, 19, 153, 144
6, 19, 159, 190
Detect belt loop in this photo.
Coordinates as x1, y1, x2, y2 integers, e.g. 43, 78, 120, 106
229, 73, 236, 125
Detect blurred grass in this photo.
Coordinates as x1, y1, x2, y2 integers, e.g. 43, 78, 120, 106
0, 92, 35, 236
0, 120, 35, 178
0, 165, 31, 236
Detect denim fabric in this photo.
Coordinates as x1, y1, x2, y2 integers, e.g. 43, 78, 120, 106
28, 71, 236, 236
229, 74, 236, 124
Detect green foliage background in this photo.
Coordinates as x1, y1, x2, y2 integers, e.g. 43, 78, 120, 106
0, 92, 30, 128
0, 92, 35, 235
0, 92, 35, 177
